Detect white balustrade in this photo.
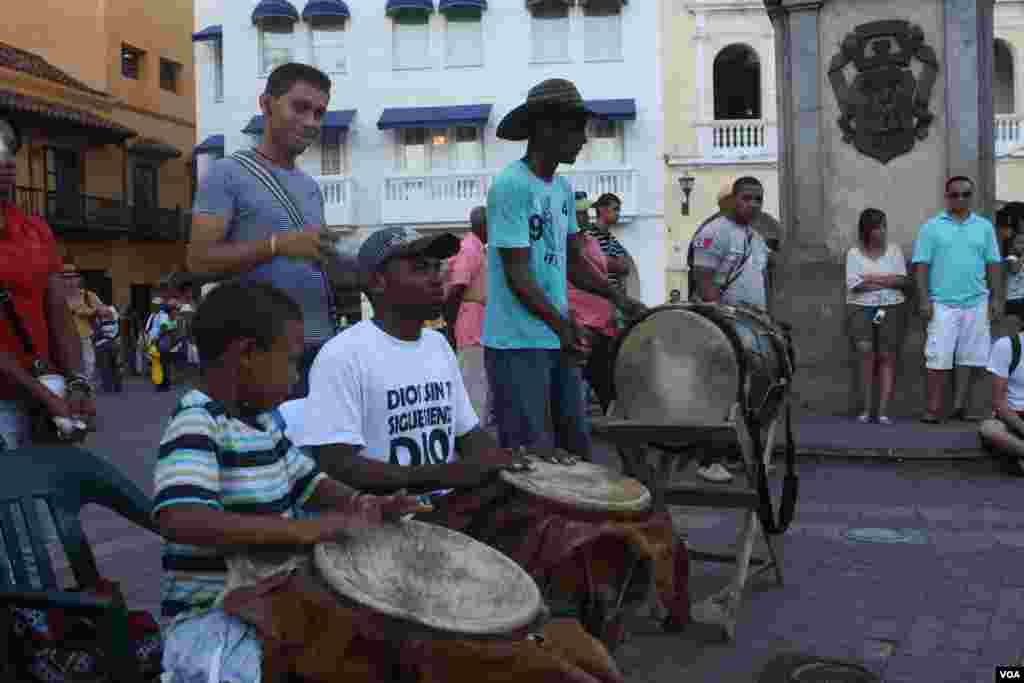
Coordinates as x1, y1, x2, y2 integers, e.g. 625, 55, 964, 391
697, 120, 777, 160
996, 114, 1024, 157
313, 175, 355, 227
381, 172, 493, 224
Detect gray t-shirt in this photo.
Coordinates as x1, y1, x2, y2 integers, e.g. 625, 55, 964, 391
690, 215, 769, 310
194, 157, 334, 344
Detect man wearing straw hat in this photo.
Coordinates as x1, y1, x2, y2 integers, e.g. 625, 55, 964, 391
483, 78, 645, 460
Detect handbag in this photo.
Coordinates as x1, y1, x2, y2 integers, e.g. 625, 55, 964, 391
0, 288, 74, 444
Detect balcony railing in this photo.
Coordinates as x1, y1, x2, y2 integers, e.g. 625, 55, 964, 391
996, 114, 1024, 157
314, 175, 356, 227
15, 186, 189, 241
562, 169, 637, 216
381, 172, 493, 224
696, 120, 778, 160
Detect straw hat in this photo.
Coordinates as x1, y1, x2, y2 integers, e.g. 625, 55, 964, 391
497, 79, 601, 141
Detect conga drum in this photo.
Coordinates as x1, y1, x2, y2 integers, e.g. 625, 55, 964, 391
315, 519, 545, 639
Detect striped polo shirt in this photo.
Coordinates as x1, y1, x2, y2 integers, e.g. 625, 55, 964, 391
586, 225, 626, 288
152, 389, 326, 623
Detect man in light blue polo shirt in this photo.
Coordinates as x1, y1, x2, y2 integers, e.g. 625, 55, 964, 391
912, 176, 1003, 423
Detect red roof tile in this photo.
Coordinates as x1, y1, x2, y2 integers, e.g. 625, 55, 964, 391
0, 89, 135, 140
0, 42, 108, 97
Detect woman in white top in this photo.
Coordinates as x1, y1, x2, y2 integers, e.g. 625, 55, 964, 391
846, 208, 909, 424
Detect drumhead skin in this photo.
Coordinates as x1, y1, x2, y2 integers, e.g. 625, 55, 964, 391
614, 306, 739, 424
315, 520, 542, 635
500, 459, 651, 513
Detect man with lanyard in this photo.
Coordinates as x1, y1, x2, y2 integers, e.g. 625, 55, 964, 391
187, 62, 347, 398
0, 116, 95, 451
913, 176, 1003, 423
690, 176, 771, 483
482, 79, 645, 460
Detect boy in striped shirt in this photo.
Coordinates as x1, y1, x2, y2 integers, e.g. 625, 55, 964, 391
154, 281, 421, 682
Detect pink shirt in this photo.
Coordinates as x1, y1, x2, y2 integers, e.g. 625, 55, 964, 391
446, 232, 487, 349
569, 232, 616, 352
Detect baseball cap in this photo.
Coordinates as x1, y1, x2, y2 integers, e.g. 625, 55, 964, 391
357, 227, 460, 279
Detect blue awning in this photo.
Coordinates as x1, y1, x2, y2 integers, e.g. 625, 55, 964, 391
302, 0, 351, 20
385, 0, 435, 15
438, 0, 486, 12
243, 111, 356, 137
585, 99, 636, 120
377, 104, 491, 130
194, 134, 225, 154
242, 115, 264, 136
251, 0, 300, 24
191, 25, 223, 42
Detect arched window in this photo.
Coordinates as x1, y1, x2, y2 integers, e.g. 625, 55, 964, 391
713, 43, 761, 120
995, 39, 1016, 115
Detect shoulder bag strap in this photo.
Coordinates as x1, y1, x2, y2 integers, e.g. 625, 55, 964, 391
0, 288, 46, 374
229, 151, 338, 328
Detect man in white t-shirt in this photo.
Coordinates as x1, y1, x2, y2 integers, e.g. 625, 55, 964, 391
979, 334, 1024, 475
292, 227, 530, 498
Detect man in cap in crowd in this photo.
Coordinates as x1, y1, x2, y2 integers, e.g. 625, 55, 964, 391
484, 78, 645, 460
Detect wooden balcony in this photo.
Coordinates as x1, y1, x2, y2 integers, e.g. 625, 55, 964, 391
14, 186, 190, 242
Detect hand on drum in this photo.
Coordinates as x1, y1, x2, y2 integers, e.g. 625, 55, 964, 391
519, 446, 578, 466
482, 447, 534, 472
311, 492, 429, 541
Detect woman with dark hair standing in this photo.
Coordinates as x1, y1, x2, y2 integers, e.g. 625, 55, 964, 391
846, 208, 910, 424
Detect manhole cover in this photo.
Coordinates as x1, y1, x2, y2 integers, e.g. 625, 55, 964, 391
843, 527, 929, 545
758, 655, 880, 683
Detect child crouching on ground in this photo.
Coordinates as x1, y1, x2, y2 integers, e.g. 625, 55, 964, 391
154, 281, 421, 682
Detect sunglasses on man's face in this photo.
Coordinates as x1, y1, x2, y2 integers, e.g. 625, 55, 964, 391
947, 191, 973, 199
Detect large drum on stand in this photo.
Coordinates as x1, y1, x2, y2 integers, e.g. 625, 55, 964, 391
612, 303, 794, 429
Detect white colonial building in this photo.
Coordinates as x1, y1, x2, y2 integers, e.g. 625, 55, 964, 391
192, 0, 665, 305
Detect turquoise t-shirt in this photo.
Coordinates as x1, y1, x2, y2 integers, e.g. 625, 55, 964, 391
911, 211, 1001, 308
482, 159, 578, 350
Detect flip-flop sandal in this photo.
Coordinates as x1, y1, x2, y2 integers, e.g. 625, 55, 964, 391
920, 414, 941, 424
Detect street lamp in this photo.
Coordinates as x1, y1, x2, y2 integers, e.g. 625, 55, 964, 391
679, 173, 696, 216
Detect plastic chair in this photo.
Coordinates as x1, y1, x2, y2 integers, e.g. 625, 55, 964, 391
0, 445, 158, 682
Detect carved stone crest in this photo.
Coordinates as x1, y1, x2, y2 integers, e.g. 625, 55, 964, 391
828, 20, 939, 164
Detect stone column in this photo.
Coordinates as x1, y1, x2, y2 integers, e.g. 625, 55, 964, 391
764, 0, 996, 418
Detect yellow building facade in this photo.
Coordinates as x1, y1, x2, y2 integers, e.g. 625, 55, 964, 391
0, 0, 195, 312
662, 0, 1024, 301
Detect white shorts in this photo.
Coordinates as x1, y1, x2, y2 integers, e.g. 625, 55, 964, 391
924, 300, 991, 370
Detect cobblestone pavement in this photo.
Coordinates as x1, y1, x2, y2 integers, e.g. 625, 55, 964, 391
68, 377, 1024, 682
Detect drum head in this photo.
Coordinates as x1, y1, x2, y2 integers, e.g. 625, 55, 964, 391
614, 306, 739, 424
500, 459, 651, 513
315, 520, 542, 636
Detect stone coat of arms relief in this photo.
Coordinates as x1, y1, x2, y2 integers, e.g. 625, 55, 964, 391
828, 20, 939, 164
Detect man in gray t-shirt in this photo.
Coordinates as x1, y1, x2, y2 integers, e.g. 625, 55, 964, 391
690, 176, 771, 483
187, 63, 343, 397
691, 177, 769, 311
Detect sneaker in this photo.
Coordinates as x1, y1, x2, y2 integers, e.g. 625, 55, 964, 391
696, 463, 733, 483
877, 415, 893, 425
856, 413, 871, 424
